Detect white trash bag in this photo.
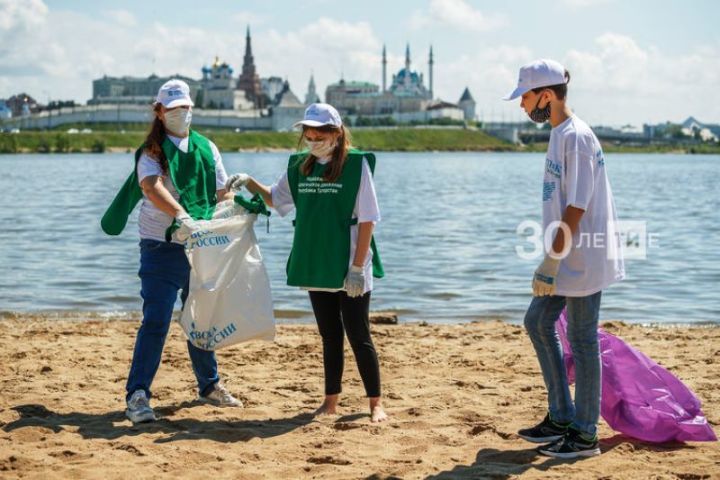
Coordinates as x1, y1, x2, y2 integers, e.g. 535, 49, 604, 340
179, 200, 275, 350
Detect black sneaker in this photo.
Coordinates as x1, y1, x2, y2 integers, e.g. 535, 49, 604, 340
538, 428, 601, 459
517, 414, 571, 443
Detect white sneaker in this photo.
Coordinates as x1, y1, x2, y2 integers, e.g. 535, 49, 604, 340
125, 390, 156, 423
199, 382, 243, 407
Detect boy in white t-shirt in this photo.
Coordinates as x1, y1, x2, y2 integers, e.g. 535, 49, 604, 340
503, 59, 625, 459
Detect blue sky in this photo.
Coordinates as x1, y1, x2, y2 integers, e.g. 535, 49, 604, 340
2, 0, 719, 125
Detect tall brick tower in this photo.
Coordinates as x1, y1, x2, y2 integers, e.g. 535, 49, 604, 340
237, 25, 262, 107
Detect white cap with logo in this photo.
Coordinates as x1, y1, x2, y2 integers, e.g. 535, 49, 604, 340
155, 79, 194, 108
293, 103, 342, 128
503, 59, 567, 101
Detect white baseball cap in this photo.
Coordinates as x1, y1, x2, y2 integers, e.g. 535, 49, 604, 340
293, 103, 342, 128
155, 79, 194, 108
503, 59, 567, 101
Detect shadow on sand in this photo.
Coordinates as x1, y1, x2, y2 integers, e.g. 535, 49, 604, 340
3, 402, 317, 444
422, 434, 695, 479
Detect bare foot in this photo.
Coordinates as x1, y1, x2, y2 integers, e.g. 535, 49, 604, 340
369, 397, 388, 423
314, 394, 339, 416
370, 405, 388, 423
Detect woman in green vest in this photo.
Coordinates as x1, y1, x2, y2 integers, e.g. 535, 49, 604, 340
226, 103, 388, 422
101, 79, 242, 424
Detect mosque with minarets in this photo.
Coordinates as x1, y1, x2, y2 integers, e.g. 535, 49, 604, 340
323, 44, 476, 123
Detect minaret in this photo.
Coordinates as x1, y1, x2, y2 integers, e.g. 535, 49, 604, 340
382, 44, 387, 93
428, 45, 434, 99
404, 43, 411, 88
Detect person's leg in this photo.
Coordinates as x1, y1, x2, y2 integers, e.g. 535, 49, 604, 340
180, 282, 220, 398
523, 294, 574, 423
339, 291, 381, 397
126, 240, 186, 401
309, 291, 345, 413
565, 291, 602, 438
339, 291, 387, 422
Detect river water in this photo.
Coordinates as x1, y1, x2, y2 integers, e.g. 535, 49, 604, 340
0, 152, 718, 324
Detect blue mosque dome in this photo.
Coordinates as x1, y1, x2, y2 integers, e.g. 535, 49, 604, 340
389, 44, 430, 99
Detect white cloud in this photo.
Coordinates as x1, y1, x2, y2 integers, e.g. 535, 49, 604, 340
105, 9, 137, 28
434, 45, 534, 122
0, 7, 383, 106
0, 3, 717, 126
0, 0, 47, 31
562, 33, 720, 124
255, 18, 382, 96
409, 0, 507, 32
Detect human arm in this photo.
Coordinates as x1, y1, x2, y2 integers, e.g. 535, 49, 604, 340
140, 175, 185, 217
216, 188, 234, 202
353, 222, 374, 267
533, 138, 594, 296
245, 177, 274, 208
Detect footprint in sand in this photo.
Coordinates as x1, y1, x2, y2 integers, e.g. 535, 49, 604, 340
307, 455, 352, 465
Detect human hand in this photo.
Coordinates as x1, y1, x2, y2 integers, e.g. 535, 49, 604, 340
174, 211, 200, 242
225, 173, 250, 192
344, 265, 365, 298
532, 256, 561, 296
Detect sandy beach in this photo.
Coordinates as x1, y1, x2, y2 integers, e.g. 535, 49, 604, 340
0, 315, 717, 479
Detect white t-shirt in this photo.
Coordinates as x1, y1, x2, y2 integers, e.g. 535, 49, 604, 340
271, 157, 381, 294
543, 115, 625, 297
136, 135, 228, 243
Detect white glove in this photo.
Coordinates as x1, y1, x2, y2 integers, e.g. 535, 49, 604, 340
532, 256, 561, 296
174, 211, 200, 242
344, 265, 365, 298
225, 173, 250, 192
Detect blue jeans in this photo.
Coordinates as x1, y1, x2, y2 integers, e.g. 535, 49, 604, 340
523, 291, 602, 437
126, 239, 220, 401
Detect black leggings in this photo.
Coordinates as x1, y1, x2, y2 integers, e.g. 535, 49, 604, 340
308, 291, 381, 397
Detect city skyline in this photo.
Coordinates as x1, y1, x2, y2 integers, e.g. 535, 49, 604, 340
1, 0, 718, 126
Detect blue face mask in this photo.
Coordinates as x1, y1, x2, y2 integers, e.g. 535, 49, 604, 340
529, 94, 551, 123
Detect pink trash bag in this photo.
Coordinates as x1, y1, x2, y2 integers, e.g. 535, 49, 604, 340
556, 309, 716, 443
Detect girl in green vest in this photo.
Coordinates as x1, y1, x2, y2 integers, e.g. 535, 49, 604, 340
102, 79, 242, 423
226, 103, 388, 422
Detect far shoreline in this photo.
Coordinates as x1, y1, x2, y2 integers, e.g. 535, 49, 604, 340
2, 127, 718, 155
2, 309, 718, 328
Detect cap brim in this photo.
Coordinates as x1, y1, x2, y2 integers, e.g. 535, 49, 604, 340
502, 86, 529, 101
292, 119, 330, 128
163, 98, 194, 108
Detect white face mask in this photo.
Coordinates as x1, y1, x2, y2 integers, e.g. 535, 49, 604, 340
164, 108, 192, 135
305, 137, 337, 158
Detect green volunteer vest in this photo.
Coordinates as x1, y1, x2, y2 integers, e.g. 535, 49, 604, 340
100, 130, 217, 240
286, 149, 384, 289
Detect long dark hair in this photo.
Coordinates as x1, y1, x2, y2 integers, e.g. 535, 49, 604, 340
142, 103, 169, 173
298, 124, 352, 182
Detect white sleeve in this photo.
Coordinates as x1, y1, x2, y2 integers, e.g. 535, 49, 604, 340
209, 141, 228, 189
136, 152, 164, 184
270, 171, 295, 217
564, 146, 595, 211
355, 158, 381, 223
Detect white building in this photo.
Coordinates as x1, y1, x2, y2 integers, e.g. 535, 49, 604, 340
200, 57, 253, 110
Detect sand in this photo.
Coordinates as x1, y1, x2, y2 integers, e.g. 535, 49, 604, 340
0, 315, 718, 479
